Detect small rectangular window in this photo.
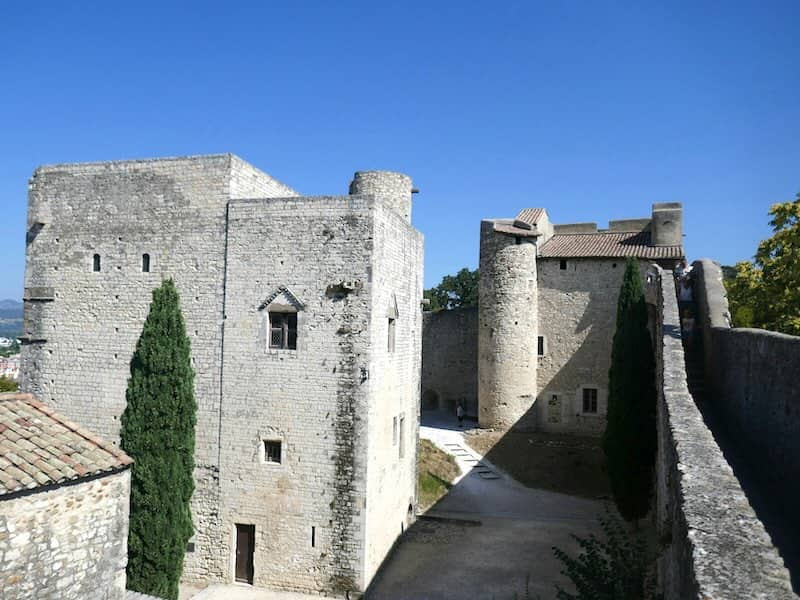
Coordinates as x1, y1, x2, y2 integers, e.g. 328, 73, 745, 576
388, 318, 396, 353
311, 526, 316, 548
142, 253, 150, 273
93, 254, 101, 272
269, 312, 297, 350
537, 336, 545, 356
398, 415, 405, 458
559, 259, 567, 270
582, 388, 598, 414
392, 416, 398, 445
264, 440, 282, 463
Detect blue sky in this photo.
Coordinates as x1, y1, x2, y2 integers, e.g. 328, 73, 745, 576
1, 1, 798, 300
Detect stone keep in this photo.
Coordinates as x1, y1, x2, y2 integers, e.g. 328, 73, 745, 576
476, 205, 683, 433
20, 155, 424, 595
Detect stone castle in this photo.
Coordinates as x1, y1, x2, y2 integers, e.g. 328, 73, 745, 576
424, 203, 684, 435
17, 153, 800, 599
20, 155, 423, 595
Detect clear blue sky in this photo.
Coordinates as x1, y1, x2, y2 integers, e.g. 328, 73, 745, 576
1, 2, 798, 300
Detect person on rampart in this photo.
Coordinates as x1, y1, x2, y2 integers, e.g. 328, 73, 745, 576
678, 275, 694, 315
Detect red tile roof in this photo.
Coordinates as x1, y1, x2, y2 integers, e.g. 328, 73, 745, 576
515, 208, 545, 226
0, 393, 132, 497
538, 231, 683, 259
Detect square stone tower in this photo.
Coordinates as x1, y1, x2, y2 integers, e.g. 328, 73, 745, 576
20, 155, 423, 595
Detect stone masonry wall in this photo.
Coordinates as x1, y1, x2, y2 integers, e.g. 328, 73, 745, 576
692, 259, 800, 563
220, 195, 376, 594
363, 200, 423, 585
650, 266, 794, 599
421, 307, 478, 416
0, 470, 130, 600
536, 257, 626, 435
20, 155, 302, 584
478, 223, 537, 429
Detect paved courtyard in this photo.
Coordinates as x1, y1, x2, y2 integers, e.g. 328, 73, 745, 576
182, 412, 608, 600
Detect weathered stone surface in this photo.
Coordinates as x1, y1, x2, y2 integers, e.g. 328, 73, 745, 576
651, 266, 794, 599
421, 306, 478, 415
0, 470, 130, 600
20, 154, 423, 595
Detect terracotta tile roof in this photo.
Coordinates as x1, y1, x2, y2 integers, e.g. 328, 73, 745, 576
515, 208, 545, 227
0, 392, 132, 497
538, 231, 683, 259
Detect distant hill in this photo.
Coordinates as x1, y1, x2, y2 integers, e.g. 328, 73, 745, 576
0, 300, 23, 338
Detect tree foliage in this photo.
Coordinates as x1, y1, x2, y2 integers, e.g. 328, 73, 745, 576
726, 194, 800, 334
603, 258, 656, 522
0, 375, 18, 392
121, 279, 196, 600
424, 267, 479, 311
552, 512, 657, 600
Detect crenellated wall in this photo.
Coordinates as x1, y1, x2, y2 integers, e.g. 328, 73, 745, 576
649, 265, 794, 599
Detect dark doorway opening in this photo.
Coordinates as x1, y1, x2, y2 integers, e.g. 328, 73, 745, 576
422, 389, 439, 411
235, 524, 255, 584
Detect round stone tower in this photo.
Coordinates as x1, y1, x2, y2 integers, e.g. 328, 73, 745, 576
349, 171, 413, 222
477, 221, 538, 429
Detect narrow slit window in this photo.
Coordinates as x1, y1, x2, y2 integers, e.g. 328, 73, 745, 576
269, 312, 297, 350
398, 415, 405, 459
392, 416, 398, 445
142, 253, 150, 272
388, 318, 396, 353
311, 526, 316, 548
264, 440, 282, 463
93, 254, 101, 272
537, 336, 545, 356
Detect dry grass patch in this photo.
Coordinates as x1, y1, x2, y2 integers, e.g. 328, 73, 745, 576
417, 439, 460, 512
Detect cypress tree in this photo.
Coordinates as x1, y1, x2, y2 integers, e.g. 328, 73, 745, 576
121, 279, 196, 600
603, 258, 657, 521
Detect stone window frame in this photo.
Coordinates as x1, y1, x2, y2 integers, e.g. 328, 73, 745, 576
578, 385, 602, 416
259, 437, 285, 466
259, 286, 304, 356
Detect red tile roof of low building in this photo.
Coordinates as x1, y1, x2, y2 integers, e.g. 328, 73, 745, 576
538, 231, 683, 259
0, 392, 132, 497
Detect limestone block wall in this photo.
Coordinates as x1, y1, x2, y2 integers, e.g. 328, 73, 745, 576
0, 470, 130, 600
19, 155, 303, 584
220, 195, 375, 594
650, 267, 793, 599
693, 259, 800, 540
421, 307, 478, 415
478, 222, 537, 429
363, 201, 423, 585
535, 258, 627, 435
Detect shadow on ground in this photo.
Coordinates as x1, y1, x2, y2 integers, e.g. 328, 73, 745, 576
365, 411, 613, 600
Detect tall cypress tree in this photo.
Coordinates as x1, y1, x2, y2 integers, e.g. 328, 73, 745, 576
603, 258, 657, 521
121, 279, 196, 600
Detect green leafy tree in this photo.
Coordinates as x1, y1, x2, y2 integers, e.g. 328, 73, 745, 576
603, 258, 656, 522
121, 279, 196, 600
0, 375, 18, 392
424, 267, 479, 311
552, 512, 657, 600
726, 194, 800, 334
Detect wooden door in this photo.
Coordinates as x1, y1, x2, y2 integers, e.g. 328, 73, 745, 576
235, 524, 255, 584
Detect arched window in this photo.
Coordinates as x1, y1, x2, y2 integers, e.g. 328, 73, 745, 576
92, 254, 101, 272
142, 253, 150, 273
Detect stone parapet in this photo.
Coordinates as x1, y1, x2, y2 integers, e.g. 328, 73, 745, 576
651, 267, 794, 599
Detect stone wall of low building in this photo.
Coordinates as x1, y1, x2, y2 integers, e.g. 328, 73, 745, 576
536, 257, 628, 435
421, 307, 478, 416
650, 266, 794, 599
0, 470, 130, 600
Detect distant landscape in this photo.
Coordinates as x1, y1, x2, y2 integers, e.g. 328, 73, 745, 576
0, 299, 23, 338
